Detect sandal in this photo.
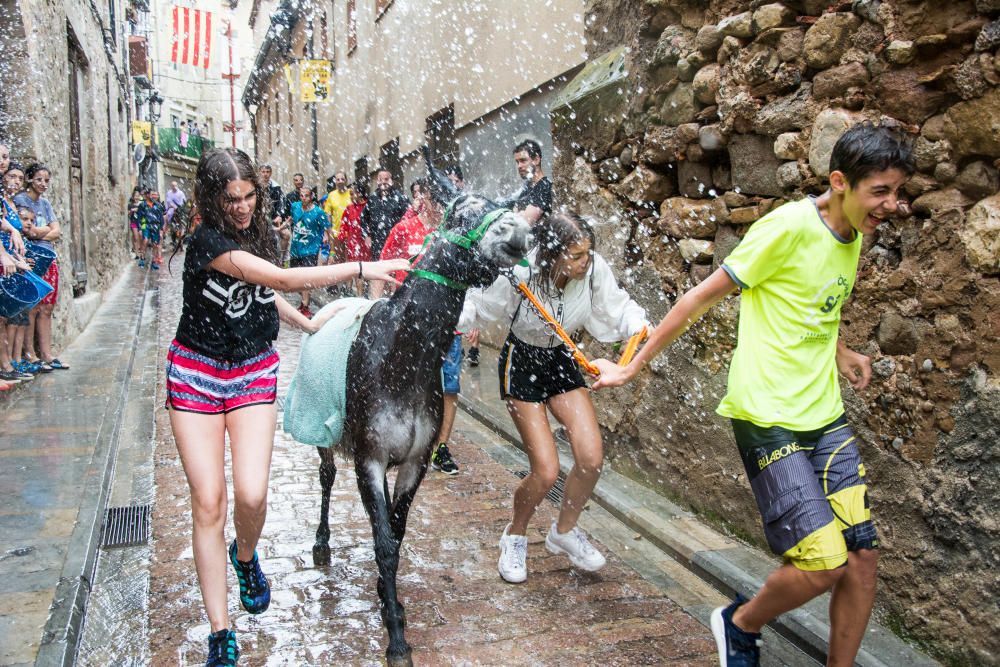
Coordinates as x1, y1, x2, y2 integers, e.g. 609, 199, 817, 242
48, 359, 70, 370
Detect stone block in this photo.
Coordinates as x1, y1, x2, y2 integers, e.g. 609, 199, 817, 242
713, 224, 742, 268
885, 40, 916, 65
774, 131, 805, 159
777, 161, 803, 190
718, 12, 753, 39
678, 238, 715, 263
692, 64, 721, 104
808, 108, 863, 178
812, 62, 870, 99
776, 28, 805, 62
753, 84, 816, 135
698, 124, 727, 152
869, 69, 949, 125
960, 193, 1000, 274
641, 126, 684, 165
677, 160, 714, 197
944, 87, 1000, 159
729, 133, 785, 197
912, 188, 973, 217
877, 311, 920, 355
614, 165, 676, 204
696, 24, 723, 53
803, 13, 861, 69
752, 4, 795, 34
658, 196, 726, 238
729, 205, 763, 224
660, 83, 700, 126
955, 161, 1000, 201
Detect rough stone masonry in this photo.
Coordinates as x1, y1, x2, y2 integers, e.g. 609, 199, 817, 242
551, 1, 1000, 664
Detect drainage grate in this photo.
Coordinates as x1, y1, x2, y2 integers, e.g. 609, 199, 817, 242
102, 505, 151, 548
514, 470, 566, 505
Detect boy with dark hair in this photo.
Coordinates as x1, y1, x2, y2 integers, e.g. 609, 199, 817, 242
288, 186, 331, 317
592, 122, 915, 667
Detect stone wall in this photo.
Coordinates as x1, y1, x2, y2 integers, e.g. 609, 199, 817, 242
0, 0, 134, 345
552, 1, 1000, 663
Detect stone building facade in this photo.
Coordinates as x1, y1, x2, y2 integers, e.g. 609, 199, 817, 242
242, 0, 585, 198
554, 1, 1000, 663
0, 0, 135, 342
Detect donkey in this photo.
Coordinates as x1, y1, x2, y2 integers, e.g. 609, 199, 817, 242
309, 171, 531, 665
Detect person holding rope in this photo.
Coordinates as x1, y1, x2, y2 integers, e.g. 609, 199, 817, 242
591, 123, 913, 667
459, 212, 649, 583
166, 147, 408, 667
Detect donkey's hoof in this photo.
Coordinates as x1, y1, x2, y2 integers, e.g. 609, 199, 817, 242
312, 543, 331, 566
385, 645, 413, 667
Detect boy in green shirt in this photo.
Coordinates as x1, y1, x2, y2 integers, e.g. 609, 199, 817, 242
593, 123, 914, 667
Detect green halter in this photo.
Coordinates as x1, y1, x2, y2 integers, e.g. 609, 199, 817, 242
409, 207, 518, 291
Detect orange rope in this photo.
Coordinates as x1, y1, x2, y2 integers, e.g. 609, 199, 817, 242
618, 327, 648, 367
511, 281, 647, 377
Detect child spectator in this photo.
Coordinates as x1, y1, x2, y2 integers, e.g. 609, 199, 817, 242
139, 190, 166, 270
14, 163, 68, 371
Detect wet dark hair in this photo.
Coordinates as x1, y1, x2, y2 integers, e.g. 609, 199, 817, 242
444, 164, 463, 181
533, 212, 595, 289
351, 182, 368, 198
25, 163, 50, 181
409, 178, 425, 198
293, 172, 305, 180
513, 139, 542, 161
830, 122, 915, 187
4, 161, 24, 176
192, 147, 278, 264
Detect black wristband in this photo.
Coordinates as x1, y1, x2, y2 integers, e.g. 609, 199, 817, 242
358, 261, 363, 279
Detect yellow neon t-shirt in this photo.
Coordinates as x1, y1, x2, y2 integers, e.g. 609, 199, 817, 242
716, 197, 862, 430
323, 189, 352, 234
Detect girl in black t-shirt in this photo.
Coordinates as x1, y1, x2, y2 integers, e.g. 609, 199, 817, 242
168, 148, 407, 666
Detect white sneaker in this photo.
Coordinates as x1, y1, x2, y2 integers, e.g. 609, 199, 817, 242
545, 522, 606, 572
498, 523, 528, 583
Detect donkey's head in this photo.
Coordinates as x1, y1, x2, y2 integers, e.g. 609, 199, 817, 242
427, 194, 532, 288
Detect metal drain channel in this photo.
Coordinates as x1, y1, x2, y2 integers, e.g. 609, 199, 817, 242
514, 470, 566, 505
101, 505, 151, 548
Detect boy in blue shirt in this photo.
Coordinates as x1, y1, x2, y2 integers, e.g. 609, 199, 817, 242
288, 186, 330, 317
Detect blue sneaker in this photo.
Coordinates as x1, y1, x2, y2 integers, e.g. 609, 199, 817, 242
205, 628, 239, 666
710, 595, 762, 666
228, 540, 270, 614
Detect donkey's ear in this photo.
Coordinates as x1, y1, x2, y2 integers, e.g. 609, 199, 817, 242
422, 145, 460, 205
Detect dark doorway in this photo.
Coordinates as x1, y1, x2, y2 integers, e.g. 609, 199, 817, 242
353, 155, 369, 193
425, 105, 458, 169
378, 138, 401, 186
68, 37, 88, 295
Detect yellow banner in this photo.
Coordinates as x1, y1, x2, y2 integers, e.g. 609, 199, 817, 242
300, 59, 331, 103
132, 121, 152, 146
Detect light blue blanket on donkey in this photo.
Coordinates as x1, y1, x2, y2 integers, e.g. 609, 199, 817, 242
283, 297, 378, 447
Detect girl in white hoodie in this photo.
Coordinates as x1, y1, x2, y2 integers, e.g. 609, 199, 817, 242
460, 212, 648, 583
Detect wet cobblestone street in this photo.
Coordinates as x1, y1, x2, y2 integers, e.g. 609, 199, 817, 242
147, 266, 717, 666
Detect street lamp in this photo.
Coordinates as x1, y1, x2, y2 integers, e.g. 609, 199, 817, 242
148, 90, 164, 190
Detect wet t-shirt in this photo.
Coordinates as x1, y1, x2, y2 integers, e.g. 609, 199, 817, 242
174, 224, 279, 361
513, 176, 553, 216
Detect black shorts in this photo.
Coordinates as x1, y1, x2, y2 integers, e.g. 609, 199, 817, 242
289, 254, 318, 268
497, 334, 586, 403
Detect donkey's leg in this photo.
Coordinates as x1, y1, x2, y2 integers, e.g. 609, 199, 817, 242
313, 446, 337, 564
390, 457, 430, 543
355, 456, 412, 666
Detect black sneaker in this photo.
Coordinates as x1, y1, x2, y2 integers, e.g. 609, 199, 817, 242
228, 540, 271, 614
710, 594, 762, 666
431, 443, 459, 475
205, 628, 239, 666
468, 346, 480, 367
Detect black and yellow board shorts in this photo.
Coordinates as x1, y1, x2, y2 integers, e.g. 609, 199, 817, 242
731, 415, 878, 572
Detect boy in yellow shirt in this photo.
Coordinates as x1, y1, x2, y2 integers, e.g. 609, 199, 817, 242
593, 123, 914, 667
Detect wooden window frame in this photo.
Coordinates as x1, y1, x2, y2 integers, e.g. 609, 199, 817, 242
347, 0, 357, 55
375, 0, 394, 22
